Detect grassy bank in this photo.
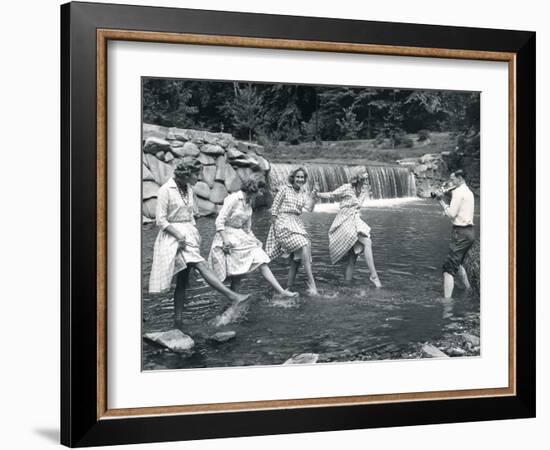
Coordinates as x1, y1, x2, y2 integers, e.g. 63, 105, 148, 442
262, 132, 457, 165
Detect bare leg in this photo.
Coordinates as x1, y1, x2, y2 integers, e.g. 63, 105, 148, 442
259, 264, 297, 296
174, 269, 190, 325
443, 272, 454, 298
457, 265, 471, 289
288, 258, 300, 289
193, 261, 249, 303
362, 239, 381, 288
345, 251, 358, 281
301, 245, 318, 295
230, 276, 243, 293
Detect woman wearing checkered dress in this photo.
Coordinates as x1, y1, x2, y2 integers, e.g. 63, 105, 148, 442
148, 160, 249, 325
314, 172, 382, 287
265, 167, 318, 295
208, 179, 298, 298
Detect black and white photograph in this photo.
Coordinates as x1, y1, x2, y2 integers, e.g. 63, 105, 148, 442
141, 78, 481, 370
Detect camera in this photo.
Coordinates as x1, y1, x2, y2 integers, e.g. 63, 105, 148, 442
430, 180, 457, 199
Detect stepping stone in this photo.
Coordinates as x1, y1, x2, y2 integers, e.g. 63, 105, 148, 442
422, 344, 449, 358
143, 329, 194, 353
209, 331, 236, 343
283, 353, 319, 365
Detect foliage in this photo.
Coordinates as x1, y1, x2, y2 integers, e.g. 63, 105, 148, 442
336, 107, 363, 140
220, 83, 265, 141
142, 78, 481, 145
142, 79, 198, 128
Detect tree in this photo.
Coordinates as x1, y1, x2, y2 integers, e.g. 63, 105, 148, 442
142, 79, 198, 128
221, 83, 265, 141
336, 107, 363, 139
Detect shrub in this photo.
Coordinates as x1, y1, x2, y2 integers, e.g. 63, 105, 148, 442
417, 129, 431, 142
400, 136, 415, 148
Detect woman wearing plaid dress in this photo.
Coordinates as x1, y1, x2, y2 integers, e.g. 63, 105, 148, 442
314, 172, 382, 287
265, 167, 318, 295
208, 179, 298, 297
148, 159, 249, 325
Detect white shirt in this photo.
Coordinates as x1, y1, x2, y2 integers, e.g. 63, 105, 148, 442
444, 183, 474, 226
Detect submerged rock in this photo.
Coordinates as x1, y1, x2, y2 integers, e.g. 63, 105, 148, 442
143, 329, 195, 353
209, 331, 237, 343
461, 333, 480, 346
283, 353, 319, 365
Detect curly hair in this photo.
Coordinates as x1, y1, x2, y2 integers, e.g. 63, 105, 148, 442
287, 167, 308, 185
241, 178, 263, 194
173, 158, 202, 180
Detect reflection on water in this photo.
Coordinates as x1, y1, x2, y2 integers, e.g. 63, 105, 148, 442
142, 199, 480, 370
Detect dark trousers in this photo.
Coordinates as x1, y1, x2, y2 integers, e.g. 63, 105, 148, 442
443, 226, 475, 276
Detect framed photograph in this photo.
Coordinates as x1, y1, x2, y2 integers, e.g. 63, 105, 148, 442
61, 1, 535, 447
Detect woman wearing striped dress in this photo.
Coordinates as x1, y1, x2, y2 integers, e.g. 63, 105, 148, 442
265, 167, 318, 295
148, 159, 249, 325
314, 172, 382, 287
208, 179, 298, 297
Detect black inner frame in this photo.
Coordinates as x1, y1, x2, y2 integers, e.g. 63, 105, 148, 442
61, 2, 536, 447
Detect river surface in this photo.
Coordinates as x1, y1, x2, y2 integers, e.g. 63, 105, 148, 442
141, 198, 480, 370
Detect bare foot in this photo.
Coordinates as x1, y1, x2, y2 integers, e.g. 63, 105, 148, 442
307, 287, 319, 296
370, 275, 382, 288
231, 293, 251, 304
282, 289, 299, 298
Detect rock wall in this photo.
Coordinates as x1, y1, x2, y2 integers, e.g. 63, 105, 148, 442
397, 153, 449, 198
142, 124, 271, 221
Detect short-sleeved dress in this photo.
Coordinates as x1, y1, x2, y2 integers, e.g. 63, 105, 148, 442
148, 178, 204, 293
265, 184, 314, 261
208, 191, 270, 281
317, 183, 371, 264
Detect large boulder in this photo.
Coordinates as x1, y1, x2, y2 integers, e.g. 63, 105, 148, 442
198, 153, 216, 166
193, 181, 211, 199
142, 198, 157, 219
201, 144, 225, 156
143, 181, 160, 200
209, 182, 228, 204
227, 147, 245, 159
237, 141, 263, 155
224, 164, 242, 192
201, 165, 217, 188
196, 197, 217, 216
215, 155, 226, 181
144, 137, 171, 154
257, 156, 271, 172
171, 141, 200, 158
142, 163, 155, 182
236, 167, 253, 181
143, 153, 174, 185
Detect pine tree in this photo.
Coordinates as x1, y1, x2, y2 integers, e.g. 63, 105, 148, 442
221, 83, 265, 141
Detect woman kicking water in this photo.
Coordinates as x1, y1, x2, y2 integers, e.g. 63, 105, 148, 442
313, 172, 382, 288
148, 159, 249, 326
208, 178, 298, 298
265, 167, 319, 295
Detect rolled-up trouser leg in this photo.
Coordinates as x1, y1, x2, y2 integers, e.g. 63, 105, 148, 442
443, 226, 475, 276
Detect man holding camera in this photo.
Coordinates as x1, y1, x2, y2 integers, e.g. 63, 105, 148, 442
436, 169, 475, 299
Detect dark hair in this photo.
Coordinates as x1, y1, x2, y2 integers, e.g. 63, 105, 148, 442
173, 158, 202, 180
288, 167, 308, 185
241, 178, 264, 194
451, 169, 466, 180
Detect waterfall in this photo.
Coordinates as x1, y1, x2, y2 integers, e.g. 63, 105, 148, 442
268, 163, 416, 199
